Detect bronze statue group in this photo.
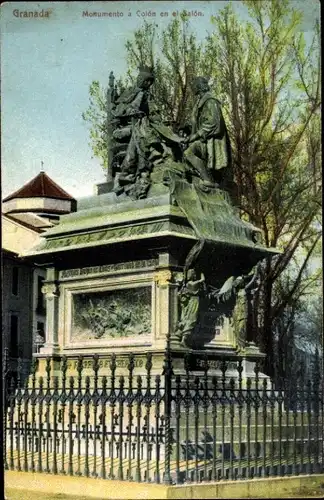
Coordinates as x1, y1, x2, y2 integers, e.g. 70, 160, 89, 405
108, 65, 233, 200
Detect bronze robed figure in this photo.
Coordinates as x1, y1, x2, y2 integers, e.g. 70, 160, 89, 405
112, 65, 157, 197
182, 76, 233, 192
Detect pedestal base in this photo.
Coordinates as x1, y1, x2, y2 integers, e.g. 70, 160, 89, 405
94, 181, 114, 195
38, 343, 60, 356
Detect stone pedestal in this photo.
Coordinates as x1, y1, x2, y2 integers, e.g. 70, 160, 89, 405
94, 181, 114, 196
23, 181, 277, 378
35, 252, 179, 359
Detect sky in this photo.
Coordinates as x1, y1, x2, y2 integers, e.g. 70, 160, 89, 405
1, 0, 320, 200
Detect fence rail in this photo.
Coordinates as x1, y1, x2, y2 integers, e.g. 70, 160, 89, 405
3, 350, 324, 484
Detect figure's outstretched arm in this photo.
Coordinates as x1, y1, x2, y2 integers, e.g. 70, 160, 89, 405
208, 285, 219, 299
217, 276, 235, 301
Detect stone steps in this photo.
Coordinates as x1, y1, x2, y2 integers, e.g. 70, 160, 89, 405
175, 423, 322, 441
5, 450, 323, 484
172, 410, 321, 426
174, 437, 323, 461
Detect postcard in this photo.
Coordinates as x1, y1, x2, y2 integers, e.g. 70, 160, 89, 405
2, 2, 321, 498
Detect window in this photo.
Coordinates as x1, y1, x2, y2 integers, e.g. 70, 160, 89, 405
9, 315, 19, 358
35, 321, 45, 353
36, 276, 46, 313
12, 267, 19, 296
37, 321, 45, 339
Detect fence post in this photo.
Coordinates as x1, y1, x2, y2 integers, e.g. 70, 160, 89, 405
163, 347, 173, 484
3, 347, 9, 470
312, 348, 322, 473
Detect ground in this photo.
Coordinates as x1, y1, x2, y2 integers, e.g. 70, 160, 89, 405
4, 486, 324, 499
5, 491, 107, 500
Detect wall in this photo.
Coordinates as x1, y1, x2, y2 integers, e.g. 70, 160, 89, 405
2, 251, 34, 374
2, 215, 41, 255
2, 215, 46, 372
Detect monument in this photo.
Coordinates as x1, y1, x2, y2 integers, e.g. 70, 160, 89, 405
22, 67, 278, 380
7, 67, 322, 489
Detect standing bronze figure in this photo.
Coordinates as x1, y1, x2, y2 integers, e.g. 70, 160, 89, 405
182, 76, 232, 192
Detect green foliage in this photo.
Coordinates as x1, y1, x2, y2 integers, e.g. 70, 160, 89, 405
82, 81, 108, 170
82, 1, 321, 373
123, 16, 206, 128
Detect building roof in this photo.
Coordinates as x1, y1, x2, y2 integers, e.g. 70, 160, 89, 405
2, 247, 35, 267
2, 248, 19, 259
3, 212, 53, 232
3, 171, 75, 202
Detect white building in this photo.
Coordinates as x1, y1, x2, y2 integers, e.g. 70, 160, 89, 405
2, 171, 75, 378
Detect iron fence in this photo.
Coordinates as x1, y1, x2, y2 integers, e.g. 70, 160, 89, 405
3, 349, 324, 484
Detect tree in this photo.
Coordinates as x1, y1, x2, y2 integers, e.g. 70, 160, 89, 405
272, 255, 322, 383
82, 81, 110, 171
82, 15, 206, 170
83, 1, 321, 376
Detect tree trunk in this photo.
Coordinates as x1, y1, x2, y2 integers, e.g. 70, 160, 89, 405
261, 260, 274, 377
